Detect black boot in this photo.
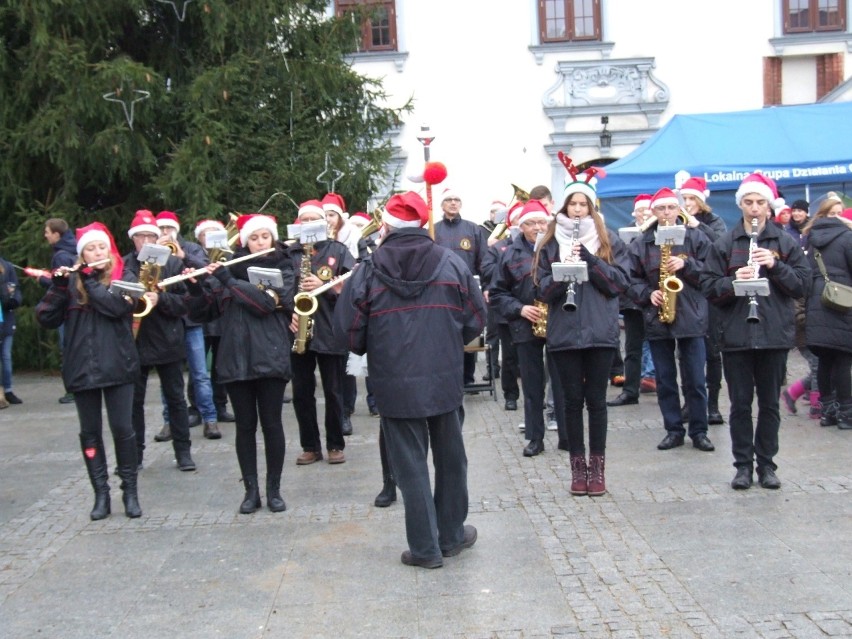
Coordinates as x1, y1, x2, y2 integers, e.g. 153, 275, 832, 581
820, 394, 839, 427
239, 476, 261, 514
707, 387, 724, 425
266, 475, 286, 512
80, 434, 110, 520
115, 433, 142, 518
837, 400, 852, 430
374, 474, 397, 507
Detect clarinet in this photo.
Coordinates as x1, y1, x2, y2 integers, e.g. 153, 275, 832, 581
562, 217, 581, 312
745, 218, 761, 324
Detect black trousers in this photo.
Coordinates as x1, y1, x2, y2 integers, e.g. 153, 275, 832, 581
76, 383, 135, 444
292, 350, 346, 452
205, 335, 229, 411
722, 349, 787, 471
498, 324, 519, 401
810, 346, 852, 403
343, 373, 357, 415
516, 339, 546, 441
550, 347, 614, 455
485, 304, 500, 374
227, 378, 286, 480
622, 308, 645, 398
133, 361, 190, 460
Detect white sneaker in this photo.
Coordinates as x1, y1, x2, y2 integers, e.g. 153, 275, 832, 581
547, 420, 558, 431
518, 422, 525, 430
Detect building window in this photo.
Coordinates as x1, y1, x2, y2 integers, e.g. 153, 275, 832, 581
539, 0, 601, 43
782, 0, 846, 34
336, 1, 397, 52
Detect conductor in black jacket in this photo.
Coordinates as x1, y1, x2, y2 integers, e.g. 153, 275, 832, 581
334, 192, 486, 569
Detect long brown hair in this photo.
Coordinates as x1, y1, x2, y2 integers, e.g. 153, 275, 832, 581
802, 197, 844, 235
74, 258, 115, 305
532, 193, 613, 284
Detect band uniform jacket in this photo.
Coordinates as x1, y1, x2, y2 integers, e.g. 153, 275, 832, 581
491, 233, 542, 344
333, 228, 487, 419
433, 216, 487, 277
627, 224, 711, 341
36, 272, 139, 393
700, 220, 810, 351
0, 258, 22, 338
184, 246, 296, 384
288, 239, 355, 355
535, 229, 630, 351
804, 217, 852, 353
121, 252, 187, 366
480, 235, 512, 326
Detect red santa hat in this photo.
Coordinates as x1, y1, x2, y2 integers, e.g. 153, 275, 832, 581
127, 210, 161, 238
237, 214, 278, 247
156, 210, 180, 231
841, 208, 852, 222
297, 199, 326, 221
383, 192, 428, 228
194, 219, 225, 239
516, 199, 550, 226
678, 177, 709, 202
348, 211, 372, 229
440, 187, 461, 203
321, 193, 346, 216
650, 187, 679, 209
735, 173, 783, 208
76, 222, 124, 280
507, 201, 526, 228
633, 194, 653, 211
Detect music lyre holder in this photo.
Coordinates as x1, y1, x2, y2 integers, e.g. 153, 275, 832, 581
109, 281, 145, 300
205, 230, 229, 251
733, 278, 770, 297
618, 227, 641, 243
137, 243, 171, 266
247, 267, 284, 289
287, 220, 328, 243
654, 225, 685, 247
552, 262, 588, 284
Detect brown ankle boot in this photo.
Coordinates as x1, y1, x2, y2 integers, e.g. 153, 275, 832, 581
569, 454, 588, 496
588, 453, 606, 496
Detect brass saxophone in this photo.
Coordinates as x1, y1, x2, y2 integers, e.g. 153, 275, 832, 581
532, 300, 548, 338
131, 259, 163, 338
292, 242, 318, 355
657, 220, 684, 324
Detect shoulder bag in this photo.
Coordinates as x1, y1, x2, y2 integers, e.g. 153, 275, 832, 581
814, 250, 852, 312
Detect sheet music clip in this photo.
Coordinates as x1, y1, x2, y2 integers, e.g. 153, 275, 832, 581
552, 262, 588, 284
733, 278, 770, 297
247, 267, 284, 289
287, 220, 328, 243
137, 243, 171, 266
205, 230, 229, 250
109, 281, 146, 300
618, 227, 641, 242
654, 225, 685, 246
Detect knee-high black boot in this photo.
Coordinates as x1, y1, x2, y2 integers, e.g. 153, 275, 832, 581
80, 434, 110, 520
374, 423, 396, 507
115, 432, 142, 518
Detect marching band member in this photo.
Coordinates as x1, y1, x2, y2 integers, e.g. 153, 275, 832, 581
35, 223, 142, 519
627, 187, 715, 454
491, 200, 551, 456
122, 210, 195, 472
534, 163, 629, 496
333, 191, 486, 568
185, 214, 295, 513
701, 173, 810, 490
289, 200, 355, 465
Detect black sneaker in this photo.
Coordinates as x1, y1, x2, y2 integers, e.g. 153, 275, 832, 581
58, 392, 75, 404
5, 392, 22, 404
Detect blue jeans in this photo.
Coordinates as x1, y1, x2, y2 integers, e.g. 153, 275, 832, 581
650, 337, 707, 438
641, 341, 655, 378
1, 334, 12, 392
162, 326, 216, 423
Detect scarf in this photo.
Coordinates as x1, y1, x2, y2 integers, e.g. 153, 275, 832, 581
555, 214, 599, 262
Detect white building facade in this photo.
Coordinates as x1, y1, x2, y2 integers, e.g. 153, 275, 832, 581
335, 0, 852, 222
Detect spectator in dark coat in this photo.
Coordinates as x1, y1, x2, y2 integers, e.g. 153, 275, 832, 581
0, 256, 23, 405
802, 196, 852, 429
334, 191, 486, 569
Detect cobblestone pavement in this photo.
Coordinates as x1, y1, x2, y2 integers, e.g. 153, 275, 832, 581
0, 351, 850, 638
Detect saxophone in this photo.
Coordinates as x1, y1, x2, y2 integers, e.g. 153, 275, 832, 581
131, 260, 162, 337
532, 300, 548, 338
292, 242, 318, 355
657, 220, 684, 324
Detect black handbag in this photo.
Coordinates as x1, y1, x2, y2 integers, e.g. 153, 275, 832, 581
814, 250, 852, 312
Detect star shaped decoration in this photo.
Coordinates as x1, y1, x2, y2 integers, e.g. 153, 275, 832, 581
102, 89, 151, 130
316, 152, 345, 193
155, 0, 195, 21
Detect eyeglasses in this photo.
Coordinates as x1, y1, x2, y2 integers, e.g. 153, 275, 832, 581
444, 198, 461, 203
653, 205, 680, 213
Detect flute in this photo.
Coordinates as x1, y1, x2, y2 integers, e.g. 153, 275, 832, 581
52, 258, 112, 277
157, 247, 276, 288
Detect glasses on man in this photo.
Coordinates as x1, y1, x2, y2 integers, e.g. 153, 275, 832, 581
444, 198, 461, 203
653, 205, 680, 213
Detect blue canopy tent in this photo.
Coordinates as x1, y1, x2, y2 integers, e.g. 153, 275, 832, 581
596, 102, 852, 229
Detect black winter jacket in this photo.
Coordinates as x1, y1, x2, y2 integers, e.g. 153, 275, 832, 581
627, 225, 711, 340
694, 211, 727, 243
35, 272, 139, 392
491, 234, 542, 344
288, 239, 355, 355
0, 258, 22, 338
481, 235, 512, 324
536, 229, 630, 351
122, 252, 187, 366
185, 246, 296, 383
333, 228, 486, 419
39, 231, 77, 288
804, 217, 852, 353
434, 216, 487, 276
701, 219, 810, 351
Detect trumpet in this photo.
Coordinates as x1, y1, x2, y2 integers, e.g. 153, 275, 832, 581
161, 239, 180, 255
